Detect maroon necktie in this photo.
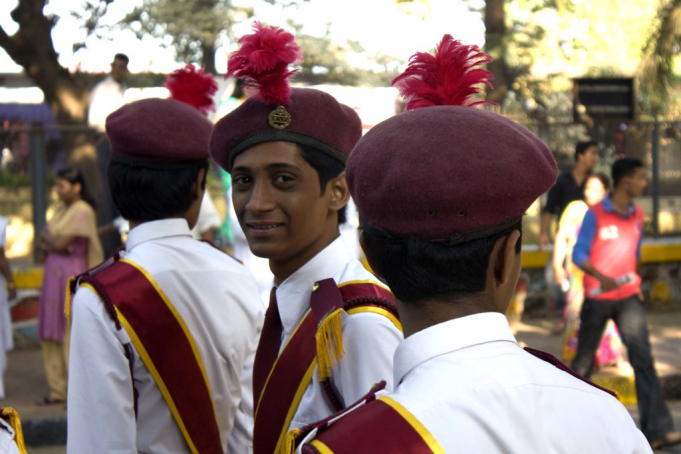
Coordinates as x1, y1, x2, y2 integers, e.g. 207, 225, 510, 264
253, 288, 283, 405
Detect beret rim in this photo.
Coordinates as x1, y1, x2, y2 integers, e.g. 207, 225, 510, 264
227, 129, 348, 171
110, 153, 208, 170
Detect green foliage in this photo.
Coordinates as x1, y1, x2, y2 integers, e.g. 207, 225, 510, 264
490, 0, 659, 120
290, 28, 401, 86
121, 0, 254, 72
638, 0, 681, 117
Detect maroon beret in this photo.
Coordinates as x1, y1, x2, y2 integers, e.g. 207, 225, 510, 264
347, 106, 557, 242
106, 98, 212, 164
209, 87, 362, 172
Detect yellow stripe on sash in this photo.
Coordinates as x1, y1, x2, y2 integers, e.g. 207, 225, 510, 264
274, 360, 318, 454
255, 309, 313, 417
310, 439, 335, 454
346, 306, 402, 332
119, 259, 216, 417
115, 307, 201, 454
379, 397, 446, 454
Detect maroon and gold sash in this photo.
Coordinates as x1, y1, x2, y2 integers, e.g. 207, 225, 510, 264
0, 408, 27, 454
253, 278, 399, 454
302, 396, 445, 454
69, 258, 223, 454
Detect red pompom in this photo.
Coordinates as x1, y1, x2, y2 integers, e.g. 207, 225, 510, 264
227, 22, 303, 105
166, 65, 218, 116
393, 35, 496, 110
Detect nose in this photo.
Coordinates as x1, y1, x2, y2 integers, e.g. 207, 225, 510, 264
245, 180, 276, 214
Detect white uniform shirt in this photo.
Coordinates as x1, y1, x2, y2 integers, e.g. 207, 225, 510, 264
0, 419, 19, 454
67, 219, 264, 454
88, 75, 126, 133
276, 237, 403, 429
387, 312, 651, 453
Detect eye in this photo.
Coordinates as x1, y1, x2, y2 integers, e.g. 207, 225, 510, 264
273, 174, 295, 185
232, 175, 252, 188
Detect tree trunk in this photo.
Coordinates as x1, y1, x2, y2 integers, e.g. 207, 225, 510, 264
484, 0, 509, 106
202, 41, 217, 75
0, 0, 100, 200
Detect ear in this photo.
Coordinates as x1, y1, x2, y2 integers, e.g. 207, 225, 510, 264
327, 171, 351, 214
192, 167, 207, 201
492, 229, 521, 286
73, 182, 82, 195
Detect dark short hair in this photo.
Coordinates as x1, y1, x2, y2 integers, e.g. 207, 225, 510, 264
56, 166, 97, 210
113, 54, 129, 65
298, 144, 347, 225
230, 79, 245, 99
575, 141, 598, 161
612, 157, 643, 188
108, 160, 208, 222
360, 218, 523, 303
588, 172, 611, 192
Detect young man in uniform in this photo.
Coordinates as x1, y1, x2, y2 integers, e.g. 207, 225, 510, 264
572, 157, 681, 449
67, 85, 264, 453
209, 24, 402, 454
293, 36, 652, 453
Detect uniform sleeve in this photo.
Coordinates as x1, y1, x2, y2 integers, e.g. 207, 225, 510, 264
573, 209, 597, 268
334, 312, 403, 404
67, 287, 137, 454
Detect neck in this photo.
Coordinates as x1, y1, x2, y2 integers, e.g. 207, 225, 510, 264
65, 196, 82, 207
610, 188, 632, 213
397, 293, 499, 338
572, 163, 589, 180
271, 231, 340, 286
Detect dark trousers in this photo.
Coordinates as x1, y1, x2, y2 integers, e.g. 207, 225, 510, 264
571, 295, 674, 441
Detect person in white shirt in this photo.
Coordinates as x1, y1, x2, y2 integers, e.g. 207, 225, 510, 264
0, 217, 15, 401
209, 24, 402, 454
89, 53, 129, 257
68, 93, 263, 452
295, 35, 652, 453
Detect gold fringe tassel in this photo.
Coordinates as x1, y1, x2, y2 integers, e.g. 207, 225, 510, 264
1, 408, 27, 454
64, 276, 75, 325
279, 427, 301, 454
315, 308, 345, 380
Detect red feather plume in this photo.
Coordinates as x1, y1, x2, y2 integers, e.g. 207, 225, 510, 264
166, 64, 218, 116
393, 35, 496, 110
226, 22, 303, 105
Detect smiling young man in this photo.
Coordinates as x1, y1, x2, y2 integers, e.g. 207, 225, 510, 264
209, 24, 402, 454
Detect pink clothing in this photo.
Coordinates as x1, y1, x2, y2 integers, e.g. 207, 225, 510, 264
38, 238, 89, 342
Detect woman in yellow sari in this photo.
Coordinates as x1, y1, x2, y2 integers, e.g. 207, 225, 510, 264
553, 173, 622, 367
37, 167, 103, 405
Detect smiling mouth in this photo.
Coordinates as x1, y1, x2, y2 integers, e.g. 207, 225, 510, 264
247, 223, 284, 230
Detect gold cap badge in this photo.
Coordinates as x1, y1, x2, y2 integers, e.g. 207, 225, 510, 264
268, 105, 291, 130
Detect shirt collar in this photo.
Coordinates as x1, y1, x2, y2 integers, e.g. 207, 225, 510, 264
275, 236, 352, 335
601, 194, 636, 217
126, 218, 192, 251
394, 312, 518, 385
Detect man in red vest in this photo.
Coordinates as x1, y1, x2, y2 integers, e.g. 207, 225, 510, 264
572, 157, 681, 449
210, 24, 402, 454
293, 36, 652, 453
67, 68, 264, 453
